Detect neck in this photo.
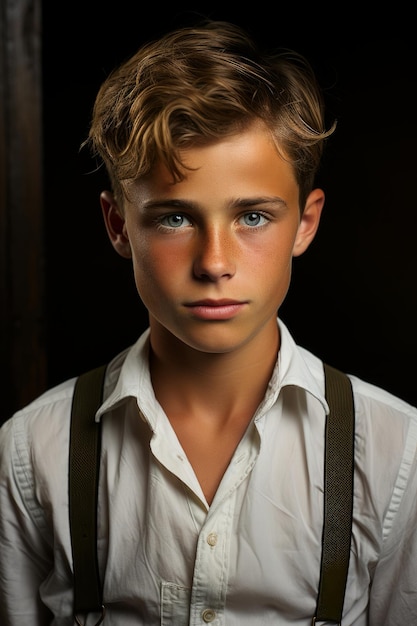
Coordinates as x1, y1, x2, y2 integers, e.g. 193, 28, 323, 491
149, 321, 280, 421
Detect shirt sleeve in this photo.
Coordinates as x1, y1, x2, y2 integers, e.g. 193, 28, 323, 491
368, 413, 417, 624
0, 415, 54, 625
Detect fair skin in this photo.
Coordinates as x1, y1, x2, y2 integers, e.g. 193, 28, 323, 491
101, 122, 324, 504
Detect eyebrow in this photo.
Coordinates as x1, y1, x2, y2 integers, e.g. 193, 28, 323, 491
141, 196, 288, 211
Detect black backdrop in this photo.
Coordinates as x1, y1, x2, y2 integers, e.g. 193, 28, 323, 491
42, 3, 417, 406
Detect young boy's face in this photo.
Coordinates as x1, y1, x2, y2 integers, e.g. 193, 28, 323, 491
102, 123, 324, 356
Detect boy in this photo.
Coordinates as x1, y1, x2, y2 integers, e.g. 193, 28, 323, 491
1, 19, 417, 625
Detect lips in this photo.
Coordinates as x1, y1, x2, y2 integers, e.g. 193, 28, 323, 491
184, 299, 247, 320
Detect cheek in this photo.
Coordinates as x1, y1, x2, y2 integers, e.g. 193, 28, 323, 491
245, 229, 296, 271
131, 238, 184, 292
245, 232, 296, 299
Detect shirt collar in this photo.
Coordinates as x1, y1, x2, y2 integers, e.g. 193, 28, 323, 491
96, 319, 328, 423
275, 319, 328, 412
96, 328, 154, 422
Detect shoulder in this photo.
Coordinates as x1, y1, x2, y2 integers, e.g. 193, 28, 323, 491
344, 374, 417, 518
0, 345, 134, 523
0, 377, 78, 499
1, 340, 136, 442
349, 373, 417, 429
0, 377, 78, 534
0, 343, 134, 471
296, 340, 417, 473
1, 377, 77, 447
350, 373, 417, 477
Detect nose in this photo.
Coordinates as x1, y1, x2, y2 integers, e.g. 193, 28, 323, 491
193, 226, 236, 281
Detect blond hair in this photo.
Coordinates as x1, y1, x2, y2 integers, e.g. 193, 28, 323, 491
86, 20, 335, 209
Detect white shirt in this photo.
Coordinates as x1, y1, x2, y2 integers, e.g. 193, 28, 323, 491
1, 319, 417, 626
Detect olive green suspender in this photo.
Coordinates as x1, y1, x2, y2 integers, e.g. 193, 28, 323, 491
68, 362, 355, 626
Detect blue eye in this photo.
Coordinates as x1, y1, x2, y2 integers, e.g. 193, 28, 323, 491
241, 212, 268, 227
160, 214, 191, 228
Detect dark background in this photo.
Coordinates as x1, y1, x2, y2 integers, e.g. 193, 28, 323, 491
41, 3, 417, 406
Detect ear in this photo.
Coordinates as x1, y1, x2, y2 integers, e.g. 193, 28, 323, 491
100, 190, 132, 258
292, 188, 325, 257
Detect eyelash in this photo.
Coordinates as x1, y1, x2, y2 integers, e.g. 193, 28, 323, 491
155, 211, 270, 231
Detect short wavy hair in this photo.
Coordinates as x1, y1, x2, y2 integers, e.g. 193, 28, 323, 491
86, 20, 335, 210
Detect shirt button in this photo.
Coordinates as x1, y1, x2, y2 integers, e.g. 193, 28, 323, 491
207, 532, 218, 546
202, 608, 216, 622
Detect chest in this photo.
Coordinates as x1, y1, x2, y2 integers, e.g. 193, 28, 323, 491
168, 412, 254, 505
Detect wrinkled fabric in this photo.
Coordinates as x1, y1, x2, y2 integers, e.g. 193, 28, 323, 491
1, 319, 417, 625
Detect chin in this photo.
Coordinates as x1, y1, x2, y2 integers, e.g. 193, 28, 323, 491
178, 327, 257, 355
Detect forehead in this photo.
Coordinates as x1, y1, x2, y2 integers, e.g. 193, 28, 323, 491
125, 124, 299, 208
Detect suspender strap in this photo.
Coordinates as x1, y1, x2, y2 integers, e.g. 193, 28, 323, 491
69, 364, 107, 621
314, 363, 355, 624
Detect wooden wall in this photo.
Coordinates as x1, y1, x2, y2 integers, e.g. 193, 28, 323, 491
0, 0, 45, 423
